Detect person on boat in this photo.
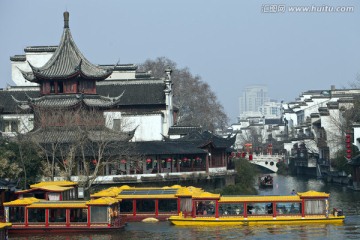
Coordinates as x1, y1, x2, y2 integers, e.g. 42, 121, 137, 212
291, 189, 296, 195
197, 202, 204, 215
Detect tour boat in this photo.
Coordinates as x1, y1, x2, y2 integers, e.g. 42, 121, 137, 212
3, 197, 126, 234
91, 185, 210, 222
259, 175, 273, 188
168, 190, 345, 226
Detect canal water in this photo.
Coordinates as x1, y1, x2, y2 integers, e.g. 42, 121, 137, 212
11, 175, 360, 240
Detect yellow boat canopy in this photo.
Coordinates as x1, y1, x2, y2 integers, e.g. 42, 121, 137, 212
219, 195, 301, 203
86, 197, 119, 206
16, 185, 74, 194
91, 185, 131, 198
3, 197, 40, 206
27, 201, 87, 209
100, 185, 183, 200
297, 190, 329, 198
0, 222, 12, 229
30, 181, 77, 188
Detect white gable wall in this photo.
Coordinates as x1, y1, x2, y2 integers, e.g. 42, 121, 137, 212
123, 114, 164, 141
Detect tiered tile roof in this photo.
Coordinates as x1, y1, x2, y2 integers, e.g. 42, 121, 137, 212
19, 12, 112, 82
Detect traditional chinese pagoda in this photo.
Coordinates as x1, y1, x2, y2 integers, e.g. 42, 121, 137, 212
13, 11, 131, 132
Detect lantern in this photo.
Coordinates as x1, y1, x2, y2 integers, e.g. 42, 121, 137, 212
146, 158, 152, 164
121, 159, 127, 164
183, 157, 188, 162
167, 158, 172, 162
249, 154, 253, 161
196, 157, 201, 161
345, 133, 352, 159
236, 152, 241, 158
92, 159, 97, 165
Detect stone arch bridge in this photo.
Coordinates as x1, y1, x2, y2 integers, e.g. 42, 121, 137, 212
248, 154, 284, 173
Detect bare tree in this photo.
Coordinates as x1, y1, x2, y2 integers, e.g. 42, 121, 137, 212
28, 105, 134, 192
237, 126, 269, 153
139, 57, 229, 131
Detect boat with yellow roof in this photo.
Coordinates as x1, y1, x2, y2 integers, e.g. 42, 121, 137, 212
168, 190, 345, 226
3, 196, 125, 234
91, 185, 208, 222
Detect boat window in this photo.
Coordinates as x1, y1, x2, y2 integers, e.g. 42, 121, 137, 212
120, 200, 133, 213
180, 197, 192, 213
28, 209, 45, 223
9, 206, 25, 223
136, 199, 155, 213
276, 202, 301, 215
219, 203, 244, 216
305, 200, 325, 215
195, 201, 215, 216
49, 209, 66, 223
158, 199, 177, 213
48, 193, 60, 201
70, 209, 87, 222
247, 202, 273, 215
90, 206, 108, 223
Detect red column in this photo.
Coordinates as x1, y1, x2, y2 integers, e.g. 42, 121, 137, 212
301, 199, 305, 217
25, 207, 28, 227
215, 200, 219, 218
192, 201, 196, 218
155, 199, 159, 217
133, 200, 137, 216
244, 203, 248, 218
272, 202, 276, 218
87, 206, 91, 227
66, 209, 70, 227
177, 198, 181, 214
45, 209, 49, 227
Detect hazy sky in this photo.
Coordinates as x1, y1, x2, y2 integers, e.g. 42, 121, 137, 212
0, 0, 359, 123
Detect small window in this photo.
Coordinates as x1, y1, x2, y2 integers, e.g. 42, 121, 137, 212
9, 206, 25, 223
158, 199, 177, 213
136, 199, 155, 213
50, 82, 55, 93
120, 200, 133, 213
219, 203, 244, 216
90, 206, 108, 223
70, 209, 87, 222
28, 209, 45, 223
113, 119, 121, 131
49, 209, 66, 223
57, 81, 64, 93
247, 202, 273, 215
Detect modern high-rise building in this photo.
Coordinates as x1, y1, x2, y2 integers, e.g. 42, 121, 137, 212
238, 85, 269, 119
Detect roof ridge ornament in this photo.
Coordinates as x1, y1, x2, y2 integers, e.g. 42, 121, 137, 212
64, 11, 69, 28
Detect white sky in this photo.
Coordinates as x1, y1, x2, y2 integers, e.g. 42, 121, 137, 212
0, 0, 359, 123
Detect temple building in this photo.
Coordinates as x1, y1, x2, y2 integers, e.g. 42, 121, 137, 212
0, 12, 235, 184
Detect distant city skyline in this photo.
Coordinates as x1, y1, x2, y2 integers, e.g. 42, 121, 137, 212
0, 0, 359, 124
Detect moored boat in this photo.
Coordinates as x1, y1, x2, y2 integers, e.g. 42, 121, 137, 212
3, 197, 125, 234
91, 185, 209, 222
168, 190, 345, 226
